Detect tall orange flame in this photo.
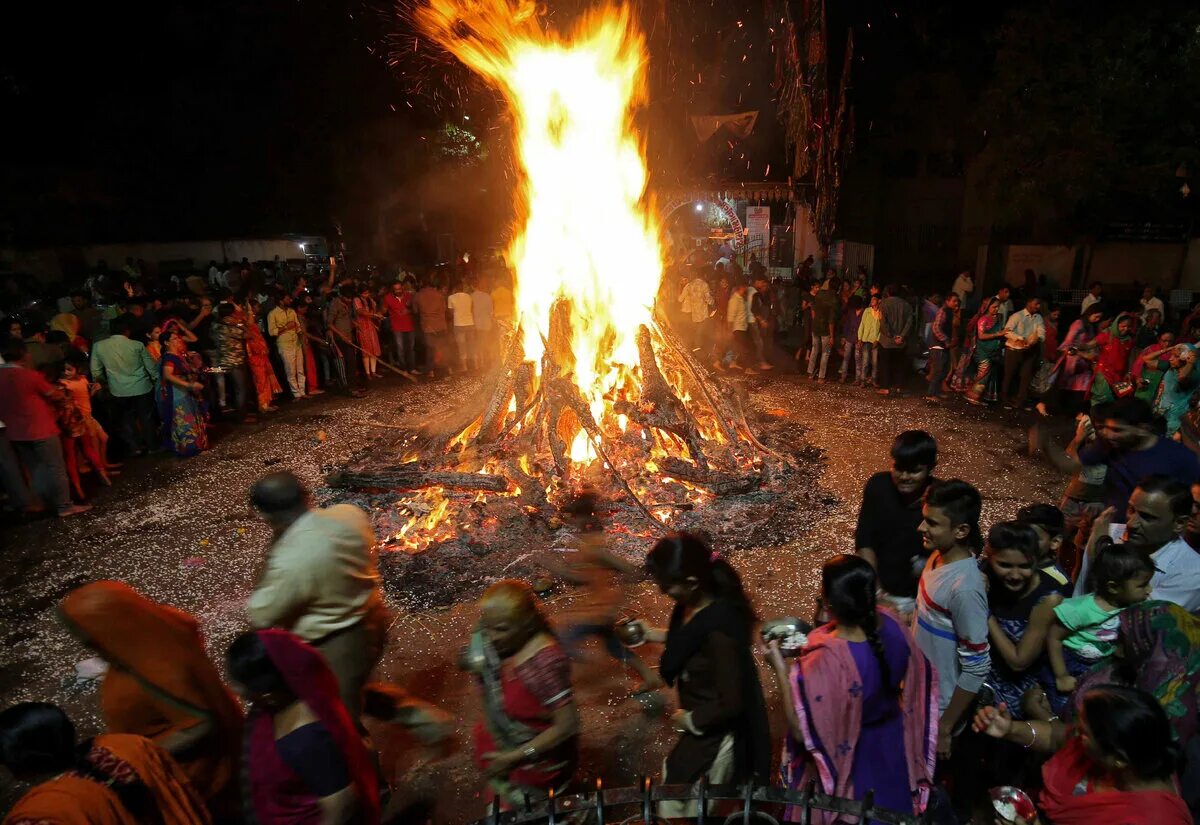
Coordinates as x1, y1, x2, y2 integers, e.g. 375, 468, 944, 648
418, 1, 663, 463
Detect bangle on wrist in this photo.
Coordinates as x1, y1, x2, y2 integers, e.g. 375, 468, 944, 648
522, 745, 538, 762
1022, 721, 1037, 750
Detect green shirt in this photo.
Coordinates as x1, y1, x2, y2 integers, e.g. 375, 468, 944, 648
91, 335, 158, 397
1054, 594, 1122, 661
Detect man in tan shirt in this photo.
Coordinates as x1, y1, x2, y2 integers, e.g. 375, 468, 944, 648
248, 471, 389, 719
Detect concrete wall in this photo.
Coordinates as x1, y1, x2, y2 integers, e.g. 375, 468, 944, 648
1181, 239, 1200, 291
1085, 242, 1187, 290
81, 239, 314, 269
1002, 245, 1080, 289
981, 242, 1196, 293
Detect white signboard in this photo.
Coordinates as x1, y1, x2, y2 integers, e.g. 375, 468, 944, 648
746, 206, 770, 260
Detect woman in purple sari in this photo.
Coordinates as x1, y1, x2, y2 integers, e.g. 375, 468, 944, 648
765, 555, 937, 824
157, 326, 209, 457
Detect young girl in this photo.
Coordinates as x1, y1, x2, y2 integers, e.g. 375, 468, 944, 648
542, 490, 663, 694
60, 353, 117, 474
626, 533, 770, 817
1047, 543, 1154, 694
353, 287, 384, 379
50, 361, 110, 498
767, 555, 937, 822
982, 521, 1064, 717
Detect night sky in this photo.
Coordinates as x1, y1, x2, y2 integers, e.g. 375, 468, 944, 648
0, 0, 1019, 254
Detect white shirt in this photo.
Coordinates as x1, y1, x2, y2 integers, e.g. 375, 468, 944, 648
448, 292, 474, 326
996, 298, 1014, 323
1074, 526, 1200, 612
679, 278, 714, 323
1081, 293, 1101, 314
951, 274, 974, 303
1141, 296, 1165, 321
1003, 309, 1046, 349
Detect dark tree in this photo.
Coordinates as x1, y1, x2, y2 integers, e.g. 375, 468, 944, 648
975, 1, 1200, 233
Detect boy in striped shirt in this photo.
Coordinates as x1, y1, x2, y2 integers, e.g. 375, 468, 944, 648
914, 479, 990, 759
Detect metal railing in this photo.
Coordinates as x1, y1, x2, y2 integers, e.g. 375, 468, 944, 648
471, 777, 932, 825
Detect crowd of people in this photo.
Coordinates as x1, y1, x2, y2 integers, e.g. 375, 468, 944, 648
666, 260, 1200, 441
0, 258, 515, 520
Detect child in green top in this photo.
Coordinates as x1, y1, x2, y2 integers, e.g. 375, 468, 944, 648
1047, 543, 1153, 693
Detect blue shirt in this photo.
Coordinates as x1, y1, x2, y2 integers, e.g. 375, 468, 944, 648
1078, 437, 1200, 512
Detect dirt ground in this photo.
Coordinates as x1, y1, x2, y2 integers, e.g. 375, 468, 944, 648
0, 369, 1068, 821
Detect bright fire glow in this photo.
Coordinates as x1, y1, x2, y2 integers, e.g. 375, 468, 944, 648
418, 0, 663, 434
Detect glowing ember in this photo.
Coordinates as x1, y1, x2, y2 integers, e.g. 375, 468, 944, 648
418, 0, 661, 456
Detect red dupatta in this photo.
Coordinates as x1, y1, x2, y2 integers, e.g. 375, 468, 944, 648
1039, 737, 1192, 825
247, 630, 380, 824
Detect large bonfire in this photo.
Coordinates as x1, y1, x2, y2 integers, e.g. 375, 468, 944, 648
331, 0, 788, 561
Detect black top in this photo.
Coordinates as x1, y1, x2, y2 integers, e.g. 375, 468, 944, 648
659, 600, 771, 785
276, 722, 351, 798
854, 471, 934, 598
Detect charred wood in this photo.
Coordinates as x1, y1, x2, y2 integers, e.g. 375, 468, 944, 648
327, 464, 511, 493
656, 456, 760, 496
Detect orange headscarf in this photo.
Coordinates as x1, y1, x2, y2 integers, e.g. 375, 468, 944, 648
59, 583, 242, 816
3, 733, 211, 825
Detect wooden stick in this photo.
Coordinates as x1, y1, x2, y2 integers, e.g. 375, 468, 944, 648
326, 330, 417, 382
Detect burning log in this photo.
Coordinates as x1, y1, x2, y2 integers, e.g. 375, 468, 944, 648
656, 456, 761, 496
326, 464, 512, 493
650, 316, 739, 445
633, 325, 709, 469
472, 329, 525, 446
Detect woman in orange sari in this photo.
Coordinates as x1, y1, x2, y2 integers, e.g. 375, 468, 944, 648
0, 702, 210, 825
243, 300, 281, 413
59, 582, 243, 820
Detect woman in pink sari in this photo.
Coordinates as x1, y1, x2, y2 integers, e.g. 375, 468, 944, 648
765, 555, 937, 823
226, 629, 380, 825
